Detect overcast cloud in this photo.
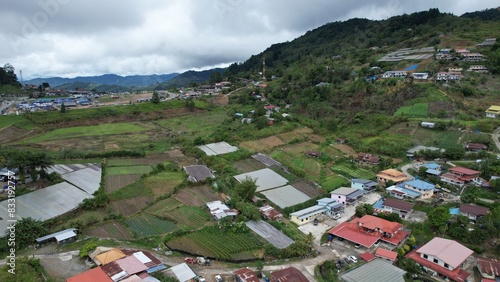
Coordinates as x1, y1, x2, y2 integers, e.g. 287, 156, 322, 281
0, 0, 497, 79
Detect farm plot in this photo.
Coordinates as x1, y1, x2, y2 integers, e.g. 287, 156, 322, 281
126, 214, 179, 238
107, 156, 168, 166
161, 206, 212, 229
306, 134, 326, 143
145, 198, 184, 215
232, 158, 266, 173
320, 176, 349, 192
173, 186, 220, 206
166, 226, 264, 260
394, 103, 429, 118
270, 150, 321, 181
109, 178, 153, 200
290, 179, 324, 198
330, 164, 376, 180
84, 221, 133, 240
245, 220, 294, 249
144, 171, 184, 196
107, 165, 152, 175
240, 136, 284, 152
110, 196, 154, 217
282, 142, 320, 155
105, 174, 142, 193
276, 131, 304, 143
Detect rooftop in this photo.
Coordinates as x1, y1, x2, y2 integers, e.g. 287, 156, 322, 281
459, 204, 490, 216
168, 263, 197, 282
234, 268, 259, 282
341, 258, 406, 282
477, 256, 500, 278
330, 187, 359, 196
183, 165, 215, 182
449, 167, 481, 175
406, 248, 471, 282
382, 198, 414, 211
375, 248, 398, 261
269, 267, 310, 282
416, 237, 473, 269
66, 266, 112, 282
403, 179, 435, 191
360, 251, 376, 262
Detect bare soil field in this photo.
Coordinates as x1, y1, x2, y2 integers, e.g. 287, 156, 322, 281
291, 179, 325, 198
110, 196, 154, 217
105, 174, 142, 193
293, 127, 314, 134
240, 136, 284, 152
165, 149, 185, 159
282, 142, 319, 155
84, 221, 133, 240
332, 144, 357, 156
232, 158, 266, 173
0, 125, 32, 143
429, 101, 455, 117
173, 185, 220, 206
307, 134, 326, 143
276, 131, 304, 143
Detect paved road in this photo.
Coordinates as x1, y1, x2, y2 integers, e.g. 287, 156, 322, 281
493, 127, 500, 152
401, 163, 415, 181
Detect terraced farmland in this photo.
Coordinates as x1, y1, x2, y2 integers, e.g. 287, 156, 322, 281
126, 214, 179, 238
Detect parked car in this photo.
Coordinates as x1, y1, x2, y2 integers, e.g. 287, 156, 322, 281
313, 218, 318, 226
349, 255, 358, 263
374, 241, 380, 247
215, 275, 223, 282
333, 214, 341, 220
354, 243, 361, 248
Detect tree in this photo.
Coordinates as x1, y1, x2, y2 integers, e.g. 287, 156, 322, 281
233, 177, 257, 202
151, 91, 160, 104
79, 241, 97, 258
184, 99, 195, 111
444, 147, 465, 160
12, 217, 47, 250
60, 102, 66, 113
427, 206, 451, 233
355, 203, 374, 217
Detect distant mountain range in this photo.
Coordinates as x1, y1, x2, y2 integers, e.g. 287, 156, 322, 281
24, 73, 179, 88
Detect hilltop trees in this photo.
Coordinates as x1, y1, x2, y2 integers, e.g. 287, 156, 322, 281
0, 64, 20, 87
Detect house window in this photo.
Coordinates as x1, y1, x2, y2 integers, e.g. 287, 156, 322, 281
444, 263, 449, 269
423, 254, 428, 259
433, 258, 438, 264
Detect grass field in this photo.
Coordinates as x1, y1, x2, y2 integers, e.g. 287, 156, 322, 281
166, 226, 264, 260
320, 176, 349, 192
0, 115, 35, 130
107, 165, 153, 175
83, 220, 133, 240
109, 178, 153, 200
161, 206, 212, 229
154, 111, 227, 140
144, 171, 184, 196
431, 130, 463, 149
330, 164, 376, 179
394, 103, 429, 118
24, 122, 148, 143
145, 198, 184, 215
126, 214, 179, 238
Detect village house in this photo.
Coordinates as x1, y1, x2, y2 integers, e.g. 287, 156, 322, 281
289, 197, 344, 225
328, 215, 409, 248
330, 187, 365, 205
405, 237, 474, 282
464, 142, 488, 152
269, 267, 309, 282
401, 179, 435, 199
206, 201, 238, 220
234, 268, 260, 282
341, 258, 407, 282
36, 228, 78, 245
435, 71, 463, 82
373, 197, 414, 219
411, 72, 429, 80
468, 65, 489, 73
382, 71, 407, 78
258, 205, 283, 221
440, 167, 481, 186
459, 203, 490, 221
386, 185, 422, 199
375, 248, 398, 262
377, 169, 408, 185
183, 165, 215, 182
477, 38, 497, 48
462, 53, 485, 62
356, 153, 380, 165
485, 105, 500, 118
305, 150, 321, 158
476, 256, 500, 281
448, 67, 463, 72
351, 178, 378, 192
455, 48, 470, 55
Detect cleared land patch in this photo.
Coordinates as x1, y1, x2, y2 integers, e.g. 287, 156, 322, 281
394, 103, 429, 118
330, 164, 376, 180
173, 186, 220, 206
84, 220, 133, 240
126, 214, 179, 238
105, 174, 142, 193
232, 158, 267, 173
107, 165, 152, 175
145, 198, 184, 215
240, 136, 284, 152
161, 206, 212, 229
110, 196, 154, 217
276, 131, 304, 143
290, 179, 324, 198
144, 171, 184, 196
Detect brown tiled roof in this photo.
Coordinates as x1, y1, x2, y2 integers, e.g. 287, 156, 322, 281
459, 204, 490, 216
269, 267, 309, 282
383, 198, 414, 212
477, 256, 500, 277
234, 268, 259, 282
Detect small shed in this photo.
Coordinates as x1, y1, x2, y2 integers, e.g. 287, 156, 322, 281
36, 228, 78, 245
420, 122, 435, 128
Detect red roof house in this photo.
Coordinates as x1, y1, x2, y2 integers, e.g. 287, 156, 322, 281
459, 204, 490, 221
269, 267, 309, 282
360, 251, 376, 262
66, 267, 112, 282
405, 237, 473, 282
375, 248, 398, 262
477, 256, 500, 281
234, 268, 260, 282
328, 215, 409, 248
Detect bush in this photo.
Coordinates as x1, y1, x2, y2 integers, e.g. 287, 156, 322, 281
79, 241, 97, 258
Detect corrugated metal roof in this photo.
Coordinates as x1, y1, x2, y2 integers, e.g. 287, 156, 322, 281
36, 228, 77, 243
342, 258, 406, 282
234, 168, 288, 192
260, 185, 311, 208
168, 263, 197, 282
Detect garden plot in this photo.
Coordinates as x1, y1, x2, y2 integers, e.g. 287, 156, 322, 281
83, 221, 133, 240
110, 196, 154, 217
245, 220, 294, 249
260, 185, 311, 208
290, 179, 324, 198
107, 155, 168, 166
234, 168, 288, 192
276, 131, 304, 143
197, 141, 238, 156
105, 174, 142, 193
107, 165, 152, 175
251, 153, 288, 172
144, 171, 184, 196
145, 198, 183, 215
240, 136, 284, 152
173, 185, 221, 206
282, 142, 320, 155
126, 214, 179, 238
232, 158, 266, 173
161, 206, 211, 229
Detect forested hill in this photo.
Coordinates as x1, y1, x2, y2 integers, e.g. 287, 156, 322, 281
226, 8, 499, 75
223, 8, 500, 130
461, 7, 500, 21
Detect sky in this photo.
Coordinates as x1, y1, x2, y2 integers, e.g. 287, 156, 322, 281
0, 0, 498, 79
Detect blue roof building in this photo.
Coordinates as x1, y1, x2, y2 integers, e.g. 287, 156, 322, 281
402, 179, 435, 199
421, 163, 440, 170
